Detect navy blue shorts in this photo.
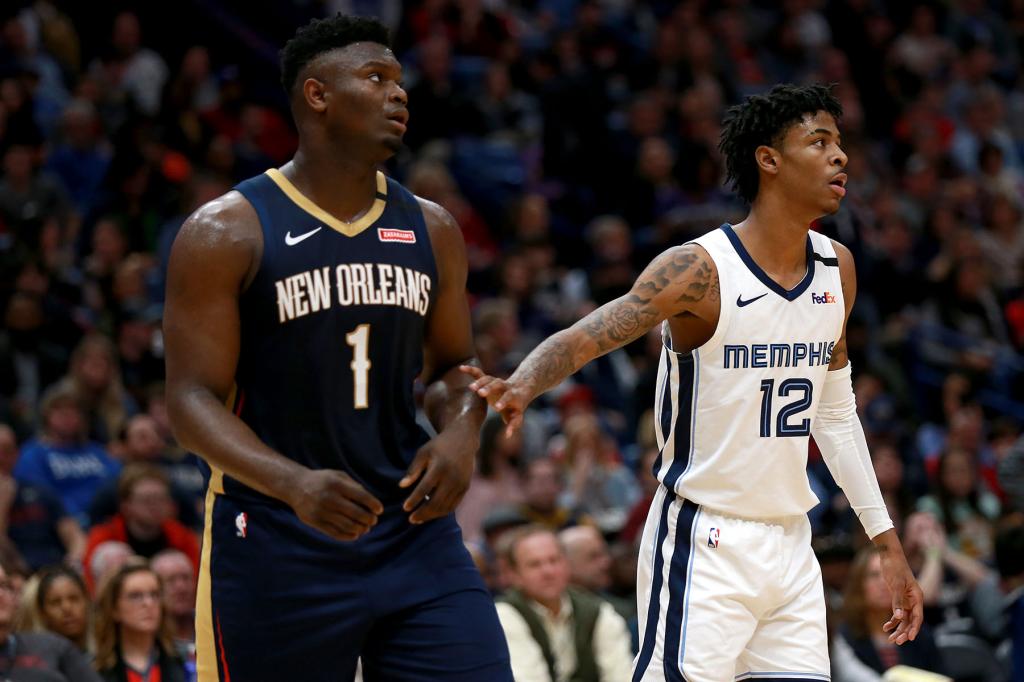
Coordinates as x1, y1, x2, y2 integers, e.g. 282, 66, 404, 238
195, 492, 512, 681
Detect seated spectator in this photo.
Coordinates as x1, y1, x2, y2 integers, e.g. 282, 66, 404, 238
559, 414, 640, 533
916, 446, 1000, 560
17, 566, 92, 653
495, 525, 632, 682
457, 414, 525, 544
93, 564, 185, 682
151, 549, 195, 657
517, 458, 591, 532
995, 523, 1024, 680
0, 422, 85, 571
88, 542, 135, 597
88, 415, 201, 529
50, 334, 137, 445
13, 386, 121, 527
82, 466, 198, 594
838, 546, 946, 677
0, 559, 100, 681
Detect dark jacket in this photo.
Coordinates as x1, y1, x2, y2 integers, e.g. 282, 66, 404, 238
839, 623, 947, 676
98, 647, 186, 682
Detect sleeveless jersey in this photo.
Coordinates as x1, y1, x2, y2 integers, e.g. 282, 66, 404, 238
221, 169, 437, 506
653, 224, 845, 518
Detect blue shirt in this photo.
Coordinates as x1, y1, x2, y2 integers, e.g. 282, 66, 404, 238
14, 439, 121, 528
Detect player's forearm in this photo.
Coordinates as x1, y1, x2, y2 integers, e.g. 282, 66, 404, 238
509, 326, 599, 401
167, 385, 308, 505
425, 360, 487, 436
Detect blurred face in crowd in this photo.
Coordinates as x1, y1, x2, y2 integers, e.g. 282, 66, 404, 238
861, 553, 890, 613
940, 448, 975, 498
561, 526, 612, 592
523, 459, 562, 514
115, 570, 162, 636
511, 532, 571, 609
124, 416, 164, 461
121, 478, 173, 539
872, 445, 903, 493
75, 343, 115, 391
46, 399, 85, 443
41, 576, 89, 643
152, 552, 195, 619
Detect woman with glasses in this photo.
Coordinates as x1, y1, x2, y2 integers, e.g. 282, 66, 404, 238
92, 564, 185, 682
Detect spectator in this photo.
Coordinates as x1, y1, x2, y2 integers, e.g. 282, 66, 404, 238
82, 465, 198, 594
0, 559, 100, 681
517, 458, 590, 532
13, 386, 120, 528
88, 541, 135, 597
995, 523, 1024, 680
93, 564, 185, 682
150, 549, 195, 656
838, 546, 946, 677
88, 11, 168, 118
51, 334, 136, 445
457, 414, 524, 544
17, 566, 92, 654
0, 422, 85, 571
495, 526, 632, 682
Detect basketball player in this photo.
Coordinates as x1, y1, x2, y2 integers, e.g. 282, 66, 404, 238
463, 84, 923, 681
164, 15, 511, 682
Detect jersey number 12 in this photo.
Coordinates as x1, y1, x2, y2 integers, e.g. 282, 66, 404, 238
759, 378, 812, 437
346, 324, 371, 409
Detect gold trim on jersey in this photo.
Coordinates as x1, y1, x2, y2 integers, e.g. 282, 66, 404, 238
265, 168, 387, 238
195, 484, 219, 681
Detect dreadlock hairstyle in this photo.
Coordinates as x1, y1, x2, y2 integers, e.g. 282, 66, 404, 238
718, 84, 842, 204
280, 14, 391, 94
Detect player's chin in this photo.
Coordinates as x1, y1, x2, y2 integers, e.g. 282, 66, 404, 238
381, 133, 404, 154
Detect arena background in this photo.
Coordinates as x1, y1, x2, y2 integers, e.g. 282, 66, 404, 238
0, 0, 1022, 680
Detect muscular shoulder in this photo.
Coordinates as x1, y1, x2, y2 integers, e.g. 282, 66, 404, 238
415, 196, 465, 284
172, 190, 262, 287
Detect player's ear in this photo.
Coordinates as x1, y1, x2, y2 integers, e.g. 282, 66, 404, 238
302, 77, 328, 113
755, 145, 779, 176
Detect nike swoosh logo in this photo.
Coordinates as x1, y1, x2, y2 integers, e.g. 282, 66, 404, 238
736, 293, 768, 307
285, 226, 323, 246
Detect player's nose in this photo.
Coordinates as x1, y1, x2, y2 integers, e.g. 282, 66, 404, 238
390, 83, 407, 107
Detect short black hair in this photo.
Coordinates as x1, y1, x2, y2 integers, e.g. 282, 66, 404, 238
718, 83, 842, 204
280, 14, 391, 94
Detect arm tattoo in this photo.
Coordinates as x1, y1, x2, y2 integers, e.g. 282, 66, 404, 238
512, 247, 713, 396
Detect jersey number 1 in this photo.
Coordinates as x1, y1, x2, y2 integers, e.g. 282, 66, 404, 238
346, 324, 371, 409
759, 378, 812, 437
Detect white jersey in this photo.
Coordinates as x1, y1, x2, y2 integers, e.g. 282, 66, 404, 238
653, 224, 845, 518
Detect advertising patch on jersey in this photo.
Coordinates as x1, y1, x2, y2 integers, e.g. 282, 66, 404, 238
378, 228, 416, 244
708, 527, 719, 548
811, 291, 837, 304
235, 512, 248, 538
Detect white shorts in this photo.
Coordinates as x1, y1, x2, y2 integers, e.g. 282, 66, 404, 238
632, 486, 830, 682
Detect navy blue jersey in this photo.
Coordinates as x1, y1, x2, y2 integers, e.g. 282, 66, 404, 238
221, 169, 437, 506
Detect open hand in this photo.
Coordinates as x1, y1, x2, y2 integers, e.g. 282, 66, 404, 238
459, 365, 531, 437
880, 549, 925, 645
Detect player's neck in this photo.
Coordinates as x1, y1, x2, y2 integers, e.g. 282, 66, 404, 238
282, 148, 381, 223
734, 196, 814, 275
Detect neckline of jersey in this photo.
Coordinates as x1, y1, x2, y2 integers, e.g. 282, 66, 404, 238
719, 223, 815, 302
265, 168, 387, 238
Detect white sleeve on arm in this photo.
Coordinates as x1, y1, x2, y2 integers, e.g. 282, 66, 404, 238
811, 363, 894, 539
593, 602, 633, 682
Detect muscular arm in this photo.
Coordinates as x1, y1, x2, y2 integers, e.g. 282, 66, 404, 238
418, 199, 486, 434
509, 244, 717, 401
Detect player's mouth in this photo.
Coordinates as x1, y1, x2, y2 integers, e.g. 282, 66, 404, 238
386, 109, 409, 134
828, 172, 847, 198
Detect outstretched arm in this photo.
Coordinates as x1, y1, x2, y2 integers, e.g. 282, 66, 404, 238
464, 243, 718, 433
813, 240, 923, 645
399, 199, 488, 524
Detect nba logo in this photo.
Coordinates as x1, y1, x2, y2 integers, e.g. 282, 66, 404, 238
708, 528, 719, 548
235, 512, 248, 538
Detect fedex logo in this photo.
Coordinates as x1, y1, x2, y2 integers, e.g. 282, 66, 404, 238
811, 291, 837, 304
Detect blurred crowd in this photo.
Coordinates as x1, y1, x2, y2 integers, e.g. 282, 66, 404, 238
0, 0, 1022, 680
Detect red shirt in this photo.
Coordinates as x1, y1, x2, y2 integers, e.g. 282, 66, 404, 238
83, 514, 200, 593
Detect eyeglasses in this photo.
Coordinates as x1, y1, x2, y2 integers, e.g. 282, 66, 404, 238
122, 589, 161, 604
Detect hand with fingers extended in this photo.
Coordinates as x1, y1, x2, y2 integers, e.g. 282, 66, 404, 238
287, 468, 383, 541
459, 365, 532, 437
880, 547, 925, 645
400, 424, 477, 525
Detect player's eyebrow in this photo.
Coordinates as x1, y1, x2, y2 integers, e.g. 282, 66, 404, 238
359, 60, 401, 72
807, 128, 841, 144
